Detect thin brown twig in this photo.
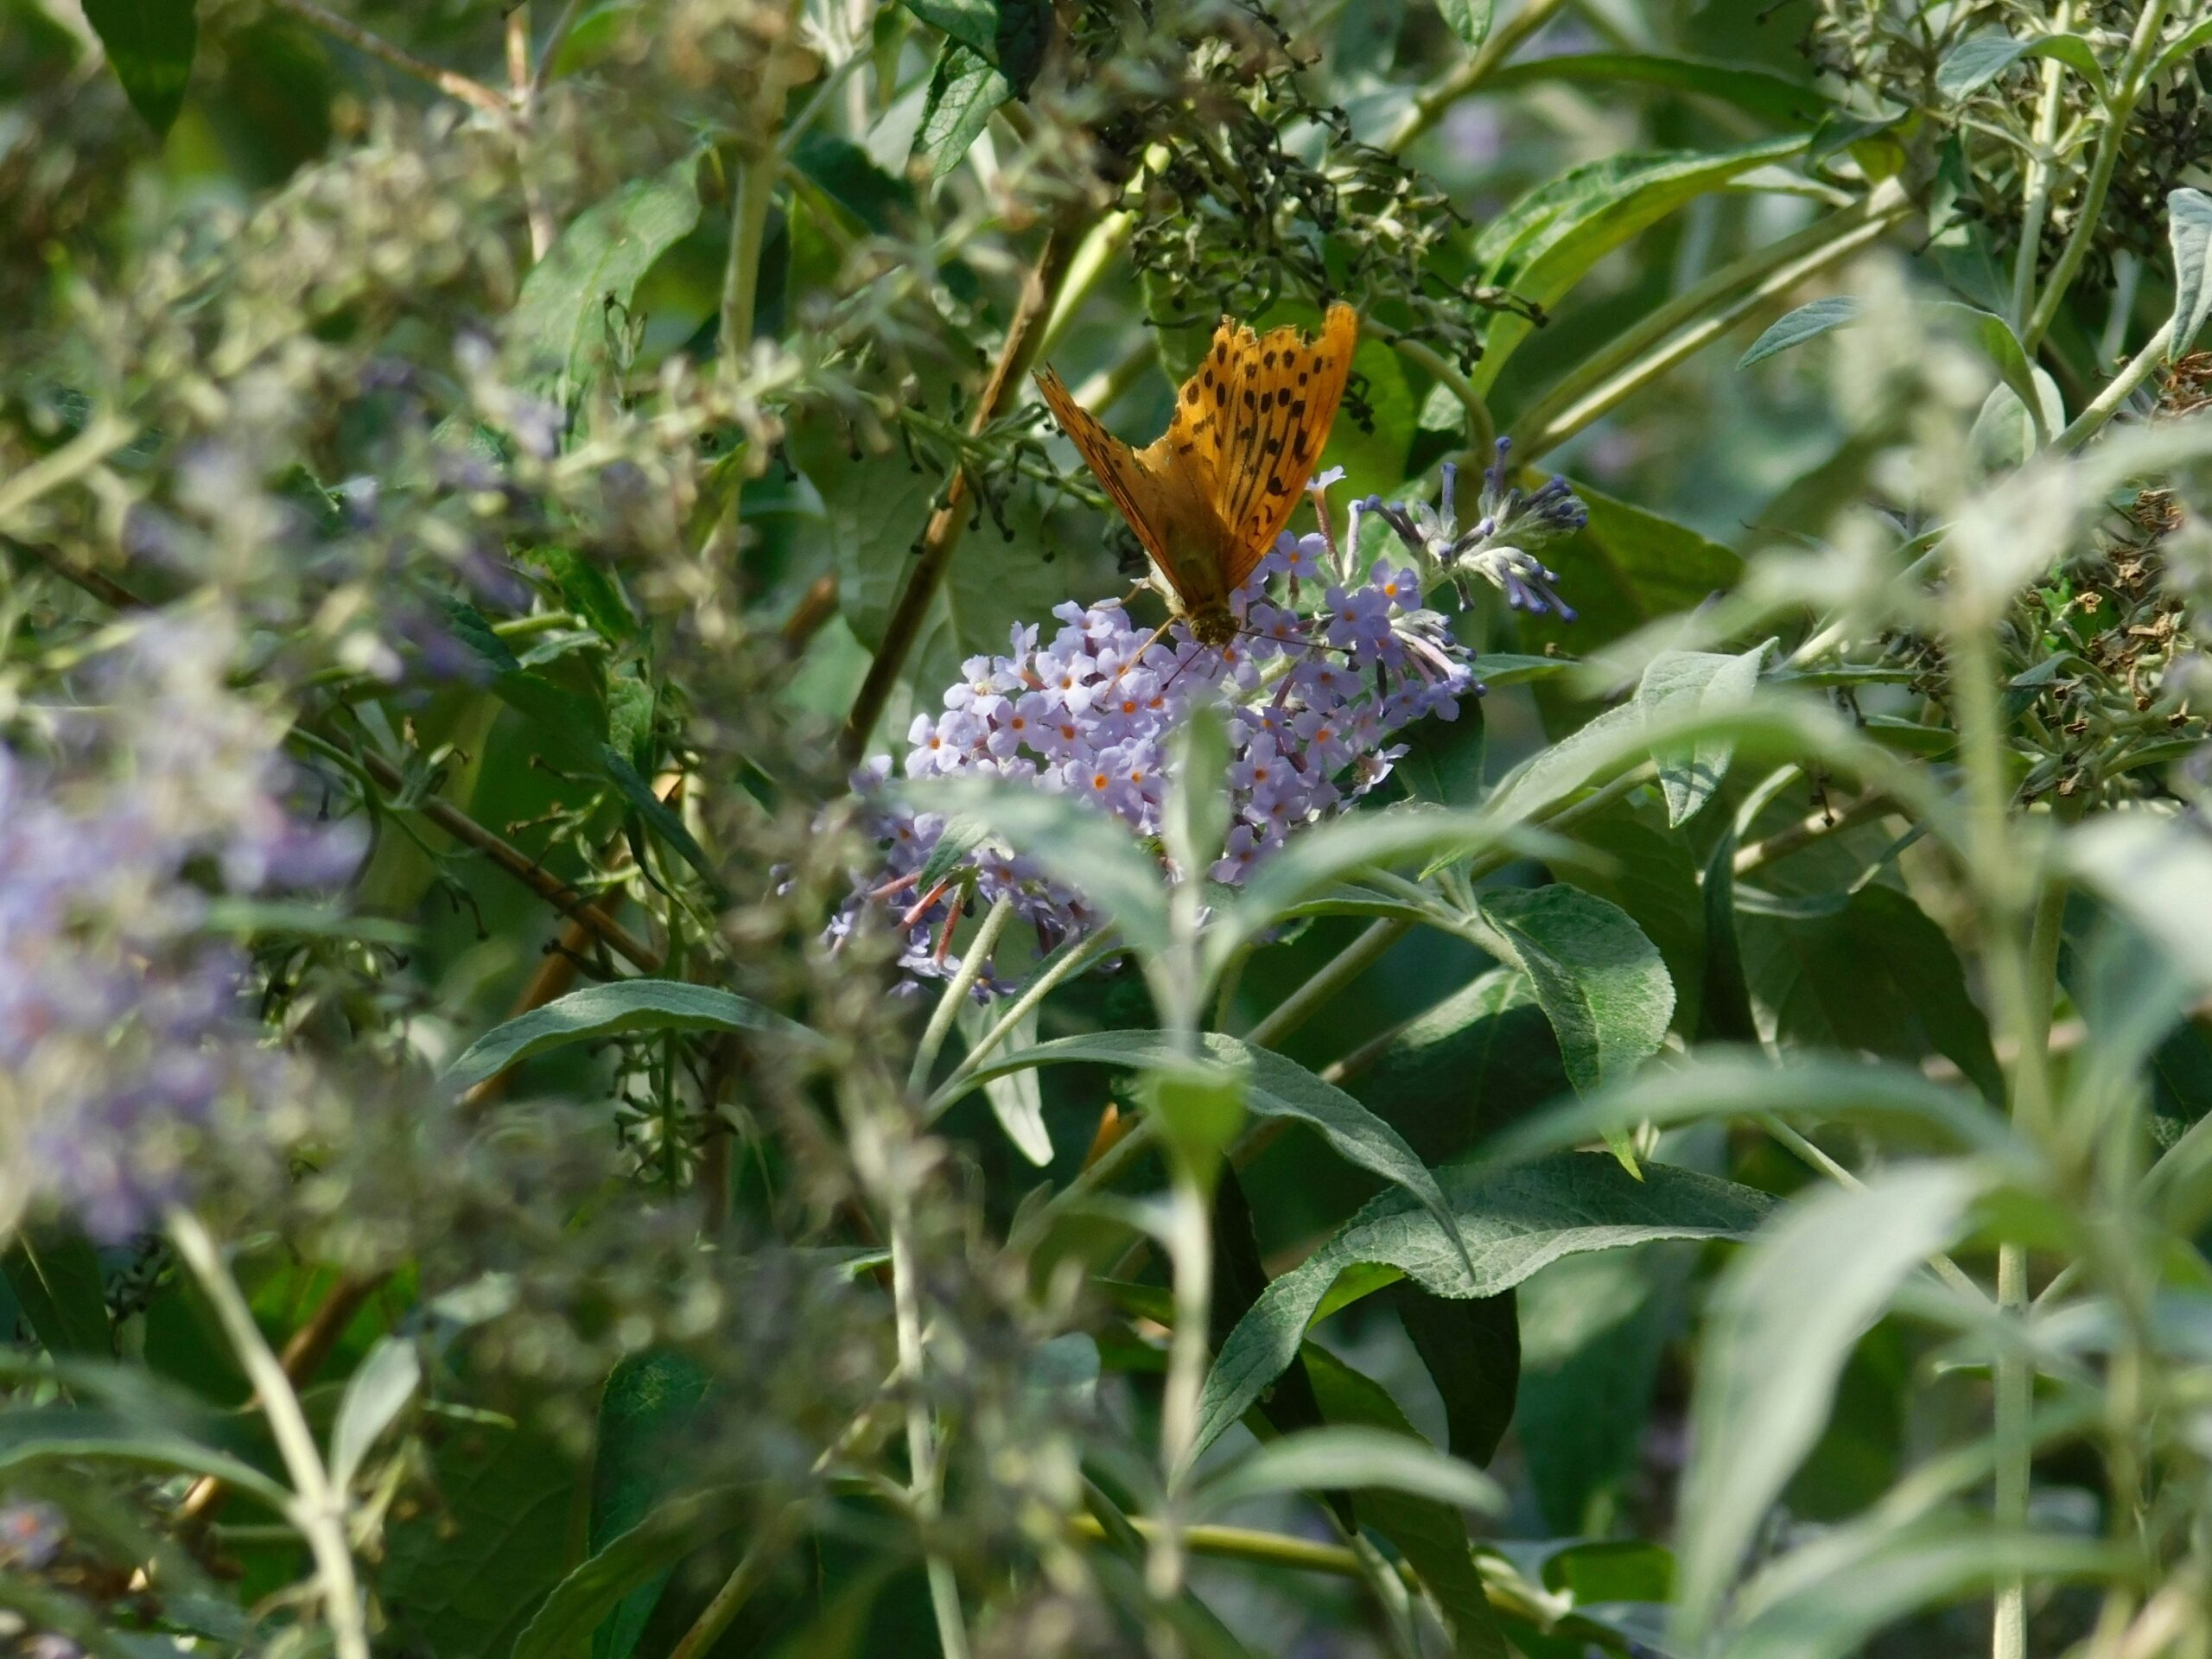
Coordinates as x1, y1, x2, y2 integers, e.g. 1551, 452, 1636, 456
350, 746, 663, 971
264, 0, 509, 114
779, 571, 841, 652
4, 533, 146, 612
840, 221, 1077, 761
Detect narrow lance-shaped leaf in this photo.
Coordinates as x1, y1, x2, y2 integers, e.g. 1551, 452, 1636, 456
1637, 643, 1774, 825
962, 1030, 1470, 1274
1738, 297, 1863, 371
1675, 1161, 1988, 1640
1196, 1154, 1772, 1459
445, 981, 818, 1095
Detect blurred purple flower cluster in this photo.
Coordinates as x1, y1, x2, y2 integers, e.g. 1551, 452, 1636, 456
0, 618, 363, 1238
844, 467, 1577, 991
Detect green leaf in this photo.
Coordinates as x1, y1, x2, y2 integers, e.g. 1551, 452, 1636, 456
1936, 30, 2107, 101
1395, 1285, 1519, 1466
960, 1001, 1054, 1165
898, 776, 1173, 961
1348, 966, 1566, 1167
445, 981, 816, 1094
1700, 826, 1760, 1043
1637, 644, 1771, 824
1516, 486, 1744, 702
509, 1494, 720, 1659
1395, 699, 1488, 809
789, 129, 915, 234
1723, 1521, 2134, 1659
2150, 16, 2212, 80
588, 1351, 710, 1659
963, 1030, 1466, 1266
1738, 296, 1861, 370
914, 40, 1008, 181
1435, 0, 1491, 49
509, 150, 707, 404
1560, 796, 1708, 1039
1470, 884, 1675, 1100
1471, 137, 1808, 390
1165, 702, 1233, 881
1516, 1246, 1691, 1534
1736, 883, 2003, 1101
601, 747, 726, 901
529, 548, 637, 643
1194, 1426, 1503, 1519
328, 1337, 420, 1495
1479, 53, 1827, 124
2167, 188, 2212, 359
1484, 1048, 2016, 1167
0, 1405, 289, 1508
1198, 1154, 1772, 1457
385, 1421, 579, 1659
1928, 301, 2050, 445
1675, 1162, 1987, 1640
1300, 1347, 1509, 1659
83, 0, 197, 135
3, 1229, 112, 1360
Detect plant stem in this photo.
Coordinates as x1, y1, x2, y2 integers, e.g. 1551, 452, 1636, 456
667, 1522, 788, 1659
264, 0, 507, 113
842, 222, 1077, 761
2024, 0, 2173, 351
168, 1211, 369, 1659
1244, 917, 1412, 1050
1510, 181, 1909, 457
1371, 324, 1492, 454
909, 893, 1016, 1093
1035, 210, 1133, 364
889, 1205, 971, 1659
180, 1270, 393, 1523
1152, 1162, 1213, 1599
506, 2, 554, 263
1516, 185, 1912, 461
1383, 0, 1573, 156
2054, 320, 2173, 452
2009, 1, 2075, 333
928, 929, 1121, 1114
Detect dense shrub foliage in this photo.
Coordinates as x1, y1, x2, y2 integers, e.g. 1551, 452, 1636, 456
6, 0, 2212, 1655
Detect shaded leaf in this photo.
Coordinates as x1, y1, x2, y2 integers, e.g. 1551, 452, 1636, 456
1301, 1347, 1509, 1659
964, 1030, 1465, 1267
509, 150, 706, 404
1395, 1284, 1520, 1466
84, 0, 196, 135
588, 1351, 710, 1659
445, 981, 816, 1094
1195, 1426, 1503, 1518
3, 1229, 112, 1360
1637, 643, 1772, 825
1471, 883, 1675, 1100
1349, 966, 1567, 1167
1198, 1154, 1771, 1457
1481, 53, 1828, 125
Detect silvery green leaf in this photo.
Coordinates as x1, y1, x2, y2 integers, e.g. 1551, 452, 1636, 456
329, 1337, 422, 1493
1193, 1427, 1503, 1518
1738, 297, 1860, 371
1636, 642, 1774, 824
1675, 1161, 1988, 1640
2167, 188, 2212, 360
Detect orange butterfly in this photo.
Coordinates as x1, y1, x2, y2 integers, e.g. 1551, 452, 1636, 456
1035, 302, 1359, 647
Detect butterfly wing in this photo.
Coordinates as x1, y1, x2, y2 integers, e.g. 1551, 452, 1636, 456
1034, 365, 1178, 572
1205, 302, 1359, 588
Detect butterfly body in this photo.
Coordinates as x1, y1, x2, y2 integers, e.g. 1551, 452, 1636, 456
1037, 302, 1358, 648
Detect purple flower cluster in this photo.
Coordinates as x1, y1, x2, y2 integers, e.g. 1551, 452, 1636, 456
845, 468, 1557, 990
1364, 438, 1585, 620
1, 619, 363, 1238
